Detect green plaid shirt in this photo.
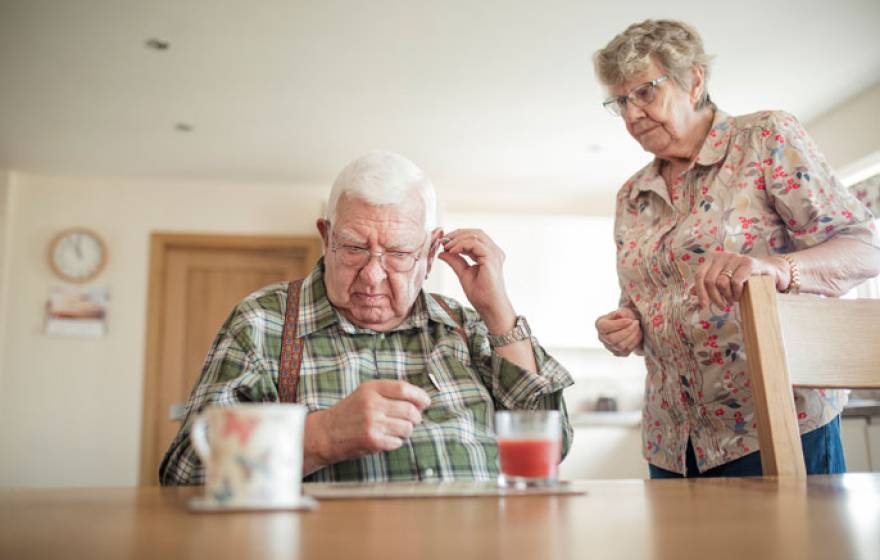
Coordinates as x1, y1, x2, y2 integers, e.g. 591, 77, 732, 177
159, 259, 574, 485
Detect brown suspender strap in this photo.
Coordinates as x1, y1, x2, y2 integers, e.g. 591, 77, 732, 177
278, 279, 305, 403
431, 293, 467, 339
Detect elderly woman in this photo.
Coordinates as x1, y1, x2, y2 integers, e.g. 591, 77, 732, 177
593, 19, 880, 478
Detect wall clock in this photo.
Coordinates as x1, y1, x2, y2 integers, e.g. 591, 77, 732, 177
48, 228, 108, 283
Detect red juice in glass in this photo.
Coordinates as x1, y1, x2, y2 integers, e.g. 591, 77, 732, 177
495, 411, 562, 487
497, 438, 561, 478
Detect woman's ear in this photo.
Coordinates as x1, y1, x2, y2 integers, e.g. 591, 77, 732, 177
690, 65, 706, 108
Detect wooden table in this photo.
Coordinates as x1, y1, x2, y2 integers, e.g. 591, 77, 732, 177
1, 475, 878, 560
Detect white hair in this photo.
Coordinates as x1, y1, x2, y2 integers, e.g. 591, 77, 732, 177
325, 151, 437, 232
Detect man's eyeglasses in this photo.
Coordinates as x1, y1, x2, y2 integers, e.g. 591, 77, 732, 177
331, 232, 431, 273
602, 75, 669, 117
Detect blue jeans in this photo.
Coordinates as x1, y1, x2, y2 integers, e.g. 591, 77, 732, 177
648, 416, 847, 479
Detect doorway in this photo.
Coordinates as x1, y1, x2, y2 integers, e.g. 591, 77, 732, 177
139, 233, 322, 484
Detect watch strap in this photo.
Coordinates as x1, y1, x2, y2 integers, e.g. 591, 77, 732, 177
487, 316, 531, 347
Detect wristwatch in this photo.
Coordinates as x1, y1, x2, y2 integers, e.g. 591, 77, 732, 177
487, 316, 532, 347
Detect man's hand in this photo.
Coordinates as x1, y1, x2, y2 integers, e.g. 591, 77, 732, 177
437, 229, 516, 334
595, 307, 643, 357
304, 380, 431, 474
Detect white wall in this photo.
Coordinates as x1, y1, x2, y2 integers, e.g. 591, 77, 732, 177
806, 81, 880, 172
0, 173, 328, 488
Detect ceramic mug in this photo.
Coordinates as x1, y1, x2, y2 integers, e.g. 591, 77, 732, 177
191, 403, 307, 507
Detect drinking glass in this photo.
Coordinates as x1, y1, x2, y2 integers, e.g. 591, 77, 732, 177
495, 410, 562, 488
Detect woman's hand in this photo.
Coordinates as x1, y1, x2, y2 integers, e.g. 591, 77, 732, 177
437, 229, 516, 334
694, 252, 788, 309
595, 308, 643, 357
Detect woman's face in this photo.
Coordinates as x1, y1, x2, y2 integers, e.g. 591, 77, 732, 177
611, 59, 704, 161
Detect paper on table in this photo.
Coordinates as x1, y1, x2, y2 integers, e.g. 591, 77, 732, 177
303, 480, 587, 500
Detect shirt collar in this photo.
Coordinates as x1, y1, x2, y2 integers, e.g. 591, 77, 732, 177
694, 109, 733, 167
297, 258, 462, 336
296, 257, 338, 337
627, 109, 733, 203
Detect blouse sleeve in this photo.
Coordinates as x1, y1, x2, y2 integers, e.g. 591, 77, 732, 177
761, 111, 878, 251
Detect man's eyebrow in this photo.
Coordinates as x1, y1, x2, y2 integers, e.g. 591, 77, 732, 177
336, 230, 423, 250
335, 231, 366, 245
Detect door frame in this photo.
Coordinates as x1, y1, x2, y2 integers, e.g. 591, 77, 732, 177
138, 232, 323, 485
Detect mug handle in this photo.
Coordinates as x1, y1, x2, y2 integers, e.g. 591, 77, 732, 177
190, 415, 211, 463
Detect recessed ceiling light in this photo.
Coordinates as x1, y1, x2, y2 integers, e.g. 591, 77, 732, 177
145, 38, 170, 51
174, 123, 194, 132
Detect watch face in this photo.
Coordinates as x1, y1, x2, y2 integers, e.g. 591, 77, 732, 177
50, 229, 106, 282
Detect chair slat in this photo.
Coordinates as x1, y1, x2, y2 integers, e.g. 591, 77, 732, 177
777, 295, 880, 388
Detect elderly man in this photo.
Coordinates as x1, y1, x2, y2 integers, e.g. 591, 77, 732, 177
160, 151, 574, 484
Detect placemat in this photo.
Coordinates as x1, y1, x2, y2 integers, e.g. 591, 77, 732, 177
303, 480, 586, 500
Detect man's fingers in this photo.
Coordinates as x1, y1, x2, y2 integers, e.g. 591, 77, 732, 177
374, 434, 405, 452
374, 380, 431, 410
442, 229, 500, 262
437, 251, 470, 278
443, 237, 492, 261
380, 417, 415, 440
384, 400, 423, 425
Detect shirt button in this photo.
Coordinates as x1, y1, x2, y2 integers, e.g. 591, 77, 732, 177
423, 468, 434, 477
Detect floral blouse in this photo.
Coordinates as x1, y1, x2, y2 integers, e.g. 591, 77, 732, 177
614, 109, 878, 474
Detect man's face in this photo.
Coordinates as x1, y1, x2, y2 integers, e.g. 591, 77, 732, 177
318, 193, 440, 331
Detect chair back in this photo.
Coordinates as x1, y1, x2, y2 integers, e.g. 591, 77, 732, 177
740, 275, 880, 476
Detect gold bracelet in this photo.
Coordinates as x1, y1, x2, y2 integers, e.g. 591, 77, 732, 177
778, 253, 800, 294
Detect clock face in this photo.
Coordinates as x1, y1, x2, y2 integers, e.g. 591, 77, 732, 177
49, 229, 107, 282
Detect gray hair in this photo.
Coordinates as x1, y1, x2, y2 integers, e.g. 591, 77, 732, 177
594, 19, 715, 110
325, 151, 437, 232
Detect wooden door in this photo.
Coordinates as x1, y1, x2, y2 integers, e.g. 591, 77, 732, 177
139, 233, 322, 484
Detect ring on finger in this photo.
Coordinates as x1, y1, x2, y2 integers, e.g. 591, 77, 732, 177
721, 269, 735, 279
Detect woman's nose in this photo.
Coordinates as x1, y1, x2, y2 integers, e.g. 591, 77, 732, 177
623, 101, 646, 123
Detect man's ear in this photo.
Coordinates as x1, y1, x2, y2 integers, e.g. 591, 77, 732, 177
317, 219, 331, 254
425, 227, 444, 277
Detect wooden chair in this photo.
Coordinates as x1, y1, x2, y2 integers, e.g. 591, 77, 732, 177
740, 275, 880, 476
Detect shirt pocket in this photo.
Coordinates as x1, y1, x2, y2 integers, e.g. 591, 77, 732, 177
421, 335, 493, 426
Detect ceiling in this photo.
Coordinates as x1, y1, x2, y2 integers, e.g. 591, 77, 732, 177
1, 0, 879, 199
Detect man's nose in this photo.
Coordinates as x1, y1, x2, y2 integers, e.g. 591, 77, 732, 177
359, 254, 388, 284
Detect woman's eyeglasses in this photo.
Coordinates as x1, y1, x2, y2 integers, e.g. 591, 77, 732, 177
603, 75, 669, 117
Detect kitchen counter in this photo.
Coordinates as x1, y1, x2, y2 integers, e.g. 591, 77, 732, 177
569, 411, 641, 428
842, 399, 880, 420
